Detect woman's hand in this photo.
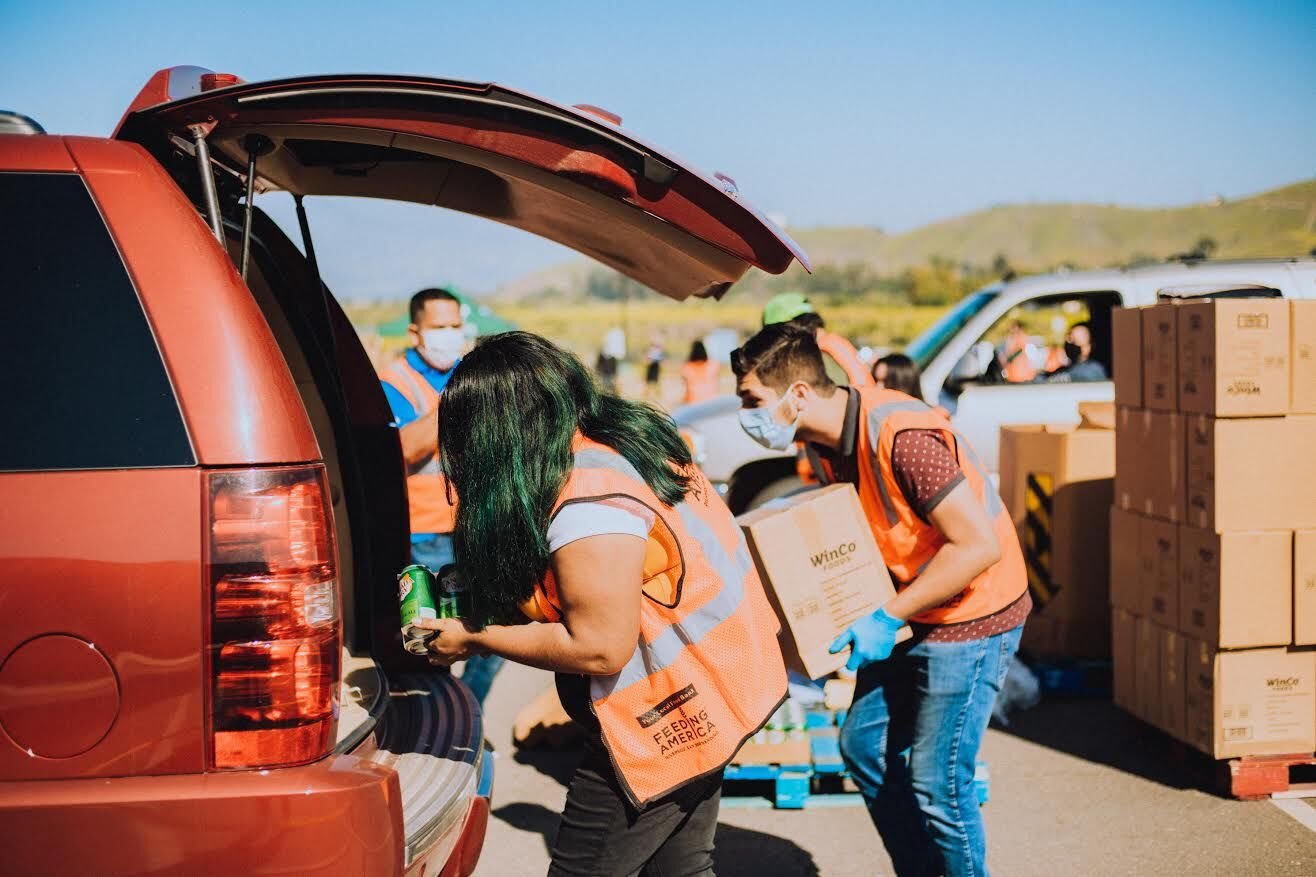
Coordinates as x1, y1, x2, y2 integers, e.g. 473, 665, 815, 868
412, 617, 481, 666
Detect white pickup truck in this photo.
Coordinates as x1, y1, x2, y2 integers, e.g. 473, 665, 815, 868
675, 258, 1316, 513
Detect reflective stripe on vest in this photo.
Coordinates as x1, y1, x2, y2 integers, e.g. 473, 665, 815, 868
381, 356, 455, 534
541, 439, 787, 807
824, 389, 1026, 625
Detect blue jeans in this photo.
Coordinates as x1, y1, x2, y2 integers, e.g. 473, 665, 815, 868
411, 534, 505, 706
839, 625, 1022, 877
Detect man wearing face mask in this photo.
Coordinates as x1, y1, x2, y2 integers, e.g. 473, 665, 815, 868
732, 323, 1028, 877
381, 287, 503, 703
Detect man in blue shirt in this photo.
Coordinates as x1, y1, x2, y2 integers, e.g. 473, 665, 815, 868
381, 288, 503, 704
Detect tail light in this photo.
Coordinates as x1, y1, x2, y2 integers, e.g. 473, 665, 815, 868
204, 465, 341, 769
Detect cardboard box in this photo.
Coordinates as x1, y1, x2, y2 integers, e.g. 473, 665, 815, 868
1142, 303, 1179, 411
1178, 526, 1292, 648
1111, 607, 1137, 713
1185, 415, 1316, 531
1292, 301, 1316, 414
1078, 401, 1116, 431
1139, 516, 1179, 630
1116, 408, 1185, 522
999, 423, 1114, 658
1134, 616, 1162, 724
738, 484, 908, 679
1296, 531, 1316, 647
1113, 306, 1143, 408
1109, 507, 1144, 614
1184, 641, 1316, 759
1114, 406, 1140, 512
1178, 299, 1290, 417
1021, 615, 1112, 662
1160, 627, 1187, 742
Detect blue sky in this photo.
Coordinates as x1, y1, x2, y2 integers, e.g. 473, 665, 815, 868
3, 0, 1313, 299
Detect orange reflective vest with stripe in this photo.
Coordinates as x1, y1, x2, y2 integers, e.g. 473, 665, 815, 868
814, 388, 1026, 625
1002, 335, 1037, 383
817, 330, 874, 389
381, 355, 457, 535
525, 437, 787, 807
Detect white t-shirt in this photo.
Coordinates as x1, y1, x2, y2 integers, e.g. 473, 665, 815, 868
546, 496, 655, 553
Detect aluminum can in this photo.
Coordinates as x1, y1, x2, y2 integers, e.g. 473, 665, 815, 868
436, 563, 470, 620
398, 563, 438, 654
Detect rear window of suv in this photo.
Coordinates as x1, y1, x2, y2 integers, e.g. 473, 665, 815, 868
0, 172, 194, 471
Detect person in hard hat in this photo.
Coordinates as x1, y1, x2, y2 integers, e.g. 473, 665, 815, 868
380, 287, 503, 704
762, 291, 874, 388
680, 340, 721, 405
731, 322, 1028, 877
416, 332, 786, 876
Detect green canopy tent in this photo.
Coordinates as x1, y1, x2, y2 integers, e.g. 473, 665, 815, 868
376, 287, 516, 339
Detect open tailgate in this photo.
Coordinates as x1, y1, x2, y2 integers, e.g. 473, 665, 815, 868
115, 67, 808, 300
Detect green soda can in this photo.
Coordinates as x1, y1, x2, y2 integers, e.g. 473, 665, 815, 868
436, 563, 471, 620
398, 563, 438, 655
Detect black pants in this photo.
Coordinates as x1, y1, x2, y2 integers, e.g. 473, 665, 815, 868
548, 734, 722, 877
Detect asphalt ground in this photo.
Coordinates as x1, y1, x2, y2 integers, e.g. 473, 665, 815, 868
473, 662, 1316, 876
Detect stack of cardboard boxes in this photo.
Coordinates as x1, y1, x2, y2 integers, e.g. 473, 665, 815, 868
1110, 297, 1316, 760
999, 404, 1115, 659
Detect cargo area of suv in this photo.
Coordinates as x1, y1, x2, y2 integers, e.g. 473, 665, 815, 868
0, 65, 805, 876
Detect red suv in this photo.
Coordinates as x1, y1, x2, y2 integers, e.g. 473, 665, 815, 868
0, 68, 805, 875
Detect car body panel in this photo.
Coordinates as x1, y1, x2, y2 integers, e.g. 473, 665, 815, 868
0, 750, 405, 877
0, 468, 206, 779
60, 136, 322, 467
114, 69, 809, 301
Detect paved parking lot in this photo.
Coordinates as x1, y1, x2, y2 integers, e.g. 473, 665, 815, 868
474, 662, 1315, 876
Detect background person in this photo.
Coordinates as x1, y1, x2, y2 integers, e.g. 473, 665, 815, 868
417, 332, 787, 876
995, 320, 1037, 383
643, 339, 665, 401
380, 287, 503, 704
680, 340, 721, 405
731, 323, 1028, 877
1038, 321, 1107, 383
762, 291, 874, 388
871, 352, 923, 398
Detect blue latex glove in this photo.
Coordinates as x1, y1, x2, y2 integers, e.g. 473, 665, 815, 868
829, 607, 904, 672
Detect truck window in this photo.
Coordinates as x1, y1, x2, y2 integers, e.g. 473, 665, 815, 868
0, 173, 194, 471
945, 291, 1120, 393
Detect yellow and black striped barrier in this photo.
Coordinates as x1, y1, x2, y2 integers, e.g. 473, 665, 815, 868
1023, 472, 1059, 607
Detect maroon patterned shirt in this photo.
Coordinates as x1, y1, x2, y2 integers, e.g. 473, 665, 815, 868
810, 389, 1030, 641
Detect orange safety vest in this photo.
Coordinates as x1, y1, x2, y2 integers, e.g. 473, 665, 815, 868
381, 355, 458, 535
817, 330, 875, 389
1002, 335, 1037, 383
680, 360, 721, 405
814, 389, 1026, 625
525, 437, 787, 807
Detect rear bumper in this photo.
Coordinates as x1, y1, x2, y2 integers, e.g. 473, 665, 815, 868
0, 751, 405, 876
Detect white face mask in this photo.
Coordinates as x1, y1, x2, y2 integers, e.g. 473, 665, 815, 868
419, 327, 464, 371
738, 392, 801, 451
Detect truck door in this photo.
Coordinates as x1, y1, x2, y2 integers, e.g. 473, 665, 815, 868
940, 290, 1122, 471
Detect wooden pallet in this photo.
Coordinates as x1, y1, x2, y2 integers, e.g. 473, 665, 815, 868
1227, 753, 1316, 800
1129, 713, 1316, 800
725, 713, 990, 809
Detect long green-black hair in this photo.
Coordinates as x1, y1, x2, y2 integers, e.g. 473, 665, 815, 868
438, 331, 693, 620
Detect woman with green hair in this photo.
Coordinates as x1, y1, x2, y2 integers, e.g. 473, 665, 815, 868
416, 332, 786, 876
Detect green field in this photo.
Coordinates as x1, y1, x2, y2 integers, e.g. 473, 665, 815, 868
346, 298, 950, 364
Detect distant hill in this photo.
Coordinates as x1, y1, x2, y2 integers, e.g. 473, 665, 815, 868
489, 179, 1316, 302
